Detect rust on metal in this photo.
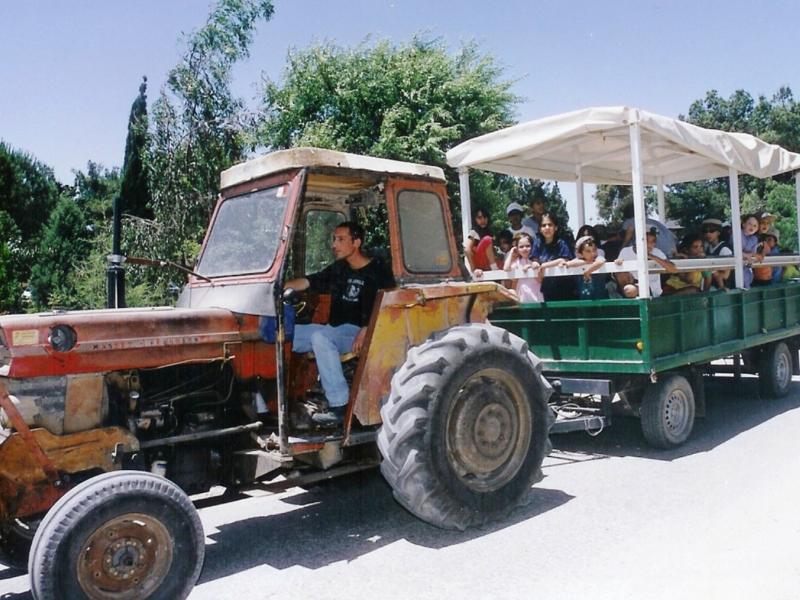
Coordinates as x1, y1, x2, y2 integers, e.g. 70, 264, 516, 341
64, 373, 105, 433
0, 426, 139, 520
0, 381, 59, 484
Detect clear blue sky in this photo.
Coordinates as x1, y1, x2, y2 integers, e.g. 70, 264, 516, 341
1, 0, 797, 224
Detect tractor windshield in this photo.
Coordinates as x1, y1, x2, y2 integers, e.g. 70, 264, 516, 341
196, 184, 289, 277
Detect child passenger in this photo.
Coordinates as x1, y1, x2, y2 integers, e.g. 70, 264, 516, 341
566, 236, 622, 300
662, 233, 711, 295
752, 227, 782, 286
740, 214, 764, 288
466, 206, 497, 278
503, 233, 543, 302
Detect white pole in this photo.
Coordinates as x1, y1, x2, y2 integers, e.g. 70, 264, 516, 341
576, 166, 586, 226
458, 167, 472, 247
796, 172, 800, 255
657, 177, 666, 222
629, 112, 650, 298
729, 168, 744, 288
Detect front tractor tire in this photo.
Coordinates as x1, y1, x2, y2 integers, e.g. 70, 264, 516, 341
29, 471, 205, 600
378, 323, 554, 531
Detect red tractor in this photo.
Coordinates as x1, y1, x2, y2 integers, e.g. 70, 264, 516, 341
0, 148, 552, 599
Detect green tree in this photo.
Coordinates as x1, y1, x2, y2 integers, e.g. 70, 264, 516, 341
29, 196, 93, 309
259, 37, 519, 239
0, 142, 62, 309
0, 212, 24, 311
670, 86, 800, 242
0, 142, 61, 241
140, 0, 274, 298
120, 77, 152, 219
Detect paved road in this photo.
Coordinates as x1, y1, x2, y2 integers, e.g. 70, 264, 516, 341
2, 374, 799, 599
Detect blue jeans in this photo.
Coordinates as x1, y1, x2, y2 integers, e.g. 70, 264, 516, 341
292, 323, 360, 408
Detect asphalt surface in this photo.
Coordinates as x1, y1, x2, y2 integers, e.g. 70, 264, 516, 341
2, 373, 799, 600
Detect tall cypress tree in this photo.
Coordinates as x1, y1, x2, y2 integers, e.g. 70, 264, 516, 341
120, 77, 152, 219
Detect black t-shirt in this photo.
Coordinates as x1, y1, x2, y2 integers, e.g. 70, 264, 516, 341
306, 259, 395, 327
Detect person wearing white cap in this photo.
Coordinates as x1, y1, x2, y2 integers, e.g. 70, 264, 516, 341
758, 211, 776, 235
505, 202, 536, 240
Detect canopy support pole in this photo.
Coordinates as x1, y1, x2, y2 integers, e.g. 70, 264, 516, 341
629, 112, 650, 298
656, 177, 666, 222
729, 168, 744, 288
458, 167, 472, 248
576, 166, 586, 227
796, 172, 800, 255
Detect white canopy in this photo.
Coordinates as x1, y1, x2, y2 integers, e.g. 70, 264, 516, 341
446, 106, 800, 185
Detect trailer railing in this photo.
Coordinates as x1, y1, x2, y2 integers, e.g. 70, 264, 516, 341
471, 255, 800, 282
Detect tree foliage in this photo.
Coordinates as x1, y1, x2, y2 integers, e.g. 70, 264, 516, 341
259, 37, 520, 240
591, 88, 800, 251
139, 0, 274, 298
0, 142, 61, 310
120, 77, 152, 219
29, 196, 92, 308
667, 87, 800, 249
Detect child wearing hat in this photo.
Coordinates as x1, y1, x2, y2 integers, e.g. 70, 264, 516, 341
505, 202, 536, 240
566, 235, 623, 300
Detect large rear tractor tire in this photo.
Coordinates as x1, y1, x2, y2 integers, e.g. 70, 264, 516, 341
29, 471, 205, 600
758, 341, 793, 398
378, 323, 554, 530
640, 374, 696, 449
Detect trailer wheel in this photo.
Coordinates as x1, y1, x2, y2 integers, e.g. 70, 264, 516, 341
640, 374, 695, 449
0, 517, 39, 571
378, 323, 553, 530
758, 341, 793, 398
29, 471, 204, 600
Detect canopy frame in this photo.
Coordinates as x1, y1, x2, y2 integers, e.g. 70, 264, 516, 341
449, 106, 800, 295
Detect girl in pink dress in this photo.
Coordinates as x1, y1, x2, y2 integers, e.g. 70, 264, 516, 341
504, 233, 543, 302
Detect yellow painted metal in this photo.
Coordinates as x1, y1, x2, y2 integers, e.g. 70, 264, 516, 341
350, 282, 516, 426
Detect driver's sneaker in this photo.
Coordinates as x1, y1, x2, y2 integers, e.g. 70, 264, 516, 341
311, 405, 346, 427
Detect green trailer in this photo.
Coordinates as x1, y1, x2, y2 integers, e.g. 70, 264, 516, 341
446, 106, 800, 448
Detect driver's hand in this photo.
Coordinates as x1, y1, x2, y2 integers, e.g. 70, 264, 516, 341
352, 327, 367, 354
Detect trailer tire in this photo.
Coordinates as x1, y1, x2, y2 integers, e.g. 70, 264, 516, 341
0, 517, 39, 571
377, 323, 553, 531
640, 374, 695, 449
29, 471, 204, 600
758, 341, 793, 398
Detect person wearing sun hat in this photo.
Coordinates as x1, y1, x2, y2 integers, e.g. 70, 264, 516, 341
758, 211, 776, 235
505, 201, 536, 240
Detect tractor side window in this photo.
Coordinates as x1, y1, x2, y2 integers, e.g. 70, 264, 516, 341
305, 210, 345, 274
397, 190, 452, 273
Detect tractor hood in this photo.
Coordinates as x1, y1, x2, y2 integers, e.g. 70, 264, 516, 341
0, 306, 246, 378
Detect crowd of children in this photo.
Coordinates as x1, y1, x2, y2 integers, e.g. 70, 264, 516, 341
465, 197, 797, 304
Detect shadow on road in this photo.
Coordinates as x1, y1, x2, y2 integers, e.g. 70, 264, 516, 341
549, 376, 800, 462
199, 470, 572, 583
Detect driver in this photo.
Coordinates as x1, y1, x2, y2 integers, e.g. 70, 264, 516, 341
284, 222, 395, 426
